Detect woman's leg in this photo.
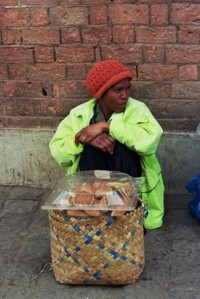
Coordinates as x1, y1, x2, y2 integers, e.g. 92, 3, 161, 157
79, 142, 141, 177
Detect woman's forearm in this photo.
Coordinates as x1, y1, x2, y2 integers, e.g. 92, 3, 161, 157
75, 122, 110, 144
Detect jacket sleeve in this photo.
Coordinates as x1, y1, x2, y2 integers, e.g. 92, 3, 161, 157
49, 112, 84, 167
109, 101, 163, 156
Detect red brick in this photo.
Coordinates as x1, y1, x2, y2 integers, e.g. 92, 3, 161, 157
2, 29, 21, 45
170, 0, 199, 1
82, 26, 111, 44
171, 4, 200, 25
109, 5, 148, 24
10, 63, 65, 81
0, 47, 34, 63
59, 0, 80, 3
61, 28, 81, 44
109, 0, 132, 2
81, 0, 108, 3
38, 117, 61, 128
172, 82, 200, 99
52, 81, 87, 99
127, 65, 138, 80
112, 26, 135, 43
159, 83, 171, 99
137, 83, 172, 99
138, 0, 167, 2
0, 65, 8, 79
94, 46, 102, 62
148, 100, 199, 119
144, 45, 165, 62
101, 45, 143, 63
86, 63, 97, 74
21, 0, 56, 4
50, 7, 88, 26
32, 99, 70, 117
0, 0, 17, 5
31, 8, 49, 27
178, 26, 200, 43
138, 64, 177, 82
151, 4, 168, 25
16, 99, 33, 116
173, 0, 199, 1
179, 65, 198, 81
0, 8, 30, 27
66, 64, 87, 79
1, 116, 40, 128
90, 5, 107, 25
22, 28, 59, 45
55, 46, 95, 63
136, 26, 176, 43
0, 99, 16, 116
133, 82, 171, 99
26, 63, 66, 81
160, 119, 198, 132
8, 64, 27, 79
166, 45, 200, 63
1, 81, 52, 98
0, 0, 199, 133
34, 46, 54, 62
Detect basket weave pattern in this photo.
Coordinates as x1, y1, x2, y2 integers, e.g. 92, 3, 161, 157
49, 207, 145, 285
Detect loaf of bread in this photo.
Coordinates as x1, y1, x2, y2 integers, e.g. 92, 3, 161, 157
65, 180, 133, 217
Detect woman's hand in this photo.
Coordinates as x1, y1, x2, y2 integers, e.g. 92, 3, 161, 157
90, 133, 115, 154
75, 122, 109, 145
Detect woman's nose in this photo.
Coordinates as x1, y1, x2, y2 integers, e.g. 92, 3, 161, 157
120, 90, 127, 99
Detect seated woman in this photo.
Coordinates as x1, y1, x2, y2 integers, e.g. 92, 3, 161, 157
49, 59, 165, 230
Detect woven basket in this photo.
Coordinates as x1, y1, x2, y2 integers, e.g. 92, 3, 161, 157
48, 205, 145, 285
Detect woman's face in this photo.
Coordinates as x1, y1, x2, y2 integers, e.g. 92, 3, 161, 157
99, 78, 131, 119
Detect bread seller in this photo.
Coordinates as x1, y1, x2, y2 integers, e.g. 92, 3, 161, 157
49, 59, 165, 230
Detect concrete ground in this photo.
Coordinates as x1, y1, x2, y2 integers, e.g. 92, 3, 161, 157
0, 186, 200, 299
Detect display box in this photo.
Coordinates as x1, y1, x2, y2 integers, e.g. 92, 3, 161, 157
42, 170, 144, 216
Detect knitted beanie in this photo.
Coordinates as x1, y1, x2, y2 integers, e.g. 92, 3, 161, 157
86, 59, 133, 99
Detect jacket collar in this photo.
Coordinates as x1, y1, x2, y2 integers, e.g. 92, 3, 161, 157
73, 99, 97, 117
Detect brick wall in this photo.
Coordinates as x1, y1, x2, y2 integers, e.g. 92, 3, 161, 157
0, 0, 199, 131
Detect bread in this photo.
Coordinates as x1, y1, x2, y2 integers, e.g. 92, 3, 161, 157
65, 181, 132, 217
111, 210, 125, 217
72, 191, 94, 206
94, 187, 113, 198
67, 210, 87, 217
84, 209, 105, 217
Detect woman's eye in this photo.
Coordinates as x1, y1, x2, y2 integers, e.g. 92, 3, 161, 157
114, 88, 122, 92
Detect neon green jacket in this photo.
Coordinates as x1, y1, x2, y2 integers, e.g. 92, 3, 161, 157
49, 97, 164, 229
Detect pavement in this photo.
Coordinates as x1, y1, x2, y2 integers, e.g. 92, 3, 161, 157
0, 185, 200, 299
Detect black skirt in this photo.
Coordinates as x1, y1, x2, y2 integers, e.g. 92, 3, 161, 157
79, 140, 141, 177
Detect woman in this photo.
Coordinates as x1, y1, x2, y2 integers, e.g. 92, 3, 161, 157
49, 59, 164, 230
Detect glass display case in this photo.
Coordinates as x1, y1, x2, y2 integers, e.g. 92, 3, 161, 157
42, 170, 144, 216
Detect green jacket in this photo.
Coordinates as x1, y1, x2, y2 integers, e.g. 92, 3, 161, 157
49, 97, 164, 229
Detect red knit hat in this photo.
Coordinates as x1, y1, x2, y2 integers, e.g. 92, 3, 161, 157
86, 59, 133, 99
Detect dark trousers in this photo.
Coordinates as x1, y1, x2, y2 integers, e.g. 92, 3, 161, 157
79, 141, 141, 177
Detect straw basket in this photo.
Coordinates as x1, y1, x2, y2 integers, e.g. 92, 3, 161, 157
48, 204, 145, 285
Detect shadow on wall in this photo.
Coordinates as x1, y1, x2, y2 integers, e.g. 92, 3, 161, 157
0, 129, 199, 194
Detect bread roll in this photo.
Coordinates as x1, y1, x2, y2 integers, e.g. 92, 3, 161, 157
67, 210, 87, 217
72, 192, 94, 206
84, 209, 105, 217
94, 187, 113, 199
111, 210, 125, 217
66, 180, 133, 217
